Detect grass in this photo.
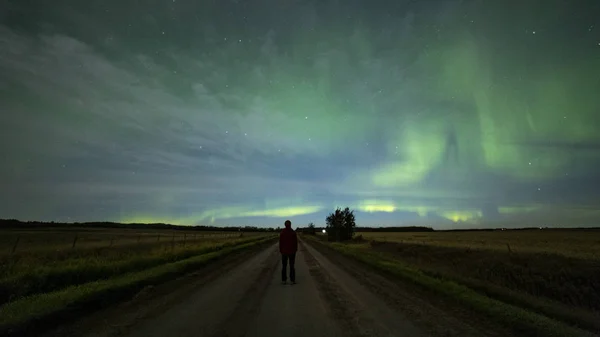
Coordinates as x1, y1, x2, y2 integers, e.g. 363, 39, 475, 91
0, 228, 248, 254
0, 235, 268, 305
305, 232, 600, 337
0, 235, 276, 336
357, 230, 600, 260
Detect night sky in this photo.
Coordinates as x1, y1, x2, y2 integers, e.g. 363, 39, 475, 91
1, 0, 600, 228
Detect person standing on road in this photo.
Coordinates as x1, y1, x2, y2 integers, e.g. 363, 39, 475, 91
279, 220, 298, 285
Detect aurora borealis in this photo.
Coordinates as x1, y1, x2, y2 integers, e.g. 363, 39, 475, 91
1, 0, 600, 228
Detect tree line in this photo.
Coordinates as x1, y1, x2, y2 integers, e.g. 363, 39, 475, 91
0, 219, 277, 232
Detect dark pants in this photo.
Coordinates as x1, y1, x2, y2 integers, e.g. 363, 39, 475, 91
281, 253, 296, 282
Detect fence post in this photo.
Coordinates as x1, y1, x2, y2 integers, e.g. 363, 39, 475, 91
110, 237, 114, 246
11, 236, 20, 254
72, 234, 79, 249
506, 243, 512, 253
157, 234, 160, 242
137, 234, 141, 243
183, 233, 187, 247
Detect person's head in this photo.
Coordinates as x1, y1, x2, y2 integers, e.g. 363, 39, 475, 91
284, 220, 292, 229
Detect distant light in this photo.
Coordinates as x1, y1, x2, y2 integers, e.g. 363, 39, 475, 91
322, 229, 326, 233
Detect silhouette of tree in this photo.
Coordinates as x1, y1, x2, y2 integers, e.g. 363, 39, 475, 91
307, 222, 316, 235
325, 207, 356, 242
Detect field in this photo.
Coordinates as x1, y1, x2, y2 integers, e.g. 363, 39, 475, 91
0, 226, 276, 334
0, 227, 245, 254
357, 230, 600, 259
312, 229, 600, 334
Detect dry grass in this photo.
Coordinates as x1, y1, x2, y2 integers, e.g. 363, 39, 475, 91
0, 228, 269, 306
0, 228, 250, 254
306, 236, 596, 337
346, 229, 600, 333
0, 236, 277, 336
358, 230, 600, 260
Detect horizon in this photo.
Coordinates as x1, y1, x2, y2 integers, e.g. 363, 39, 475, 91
3, 217, 599, 231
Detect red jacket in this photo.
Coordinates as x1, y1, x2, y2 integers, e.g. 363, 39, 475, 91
279, 224, 298, 254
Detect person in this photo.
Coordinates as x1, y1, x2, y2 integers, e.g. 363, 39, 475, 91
279, 219, 298, 284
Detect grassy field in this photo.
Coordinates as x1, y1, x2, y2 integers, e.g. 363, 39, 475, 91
0, 227, 276, 335
356, 230, 600, 259
0, 227, 246, 254
308, 229, 600, 336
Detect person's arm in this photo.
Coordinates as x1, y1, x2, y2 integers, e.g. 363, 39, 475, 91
279, 231, 283, 253
293, 232, 298, 252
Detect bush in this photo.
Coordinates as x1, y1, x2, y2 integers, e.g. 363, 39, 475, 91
306, 223, 316, 235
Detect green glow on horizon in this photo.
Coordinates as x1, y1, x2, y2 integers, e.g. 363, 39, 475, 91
498, 205, 542, 214
356, 200, 397, 213
122, 205, 323, 226
439, 210, 483, 223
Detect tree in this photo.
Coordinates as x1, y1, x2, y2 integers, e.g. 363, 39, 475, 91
306, 222, 316, 235
342, 208, 355, 240
325, 207, 356, 242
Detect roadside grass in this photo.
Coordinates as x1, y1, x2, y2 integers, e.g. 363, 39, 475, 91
370, 242, 600, 331
0, 235, 267, 305
0, 236, 276, 336
364, 240, 600, 333
304, 235, 597, 337
0, 229, 246, 254
0, 232, 252, 274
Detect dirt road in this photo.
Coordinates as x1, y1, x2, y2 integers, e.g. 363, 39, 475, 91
47, 239, 505, 337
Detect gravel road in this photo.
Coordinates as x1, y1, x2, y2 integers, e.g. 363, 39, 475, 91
47, 238, 507, 337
